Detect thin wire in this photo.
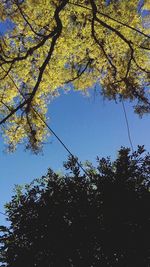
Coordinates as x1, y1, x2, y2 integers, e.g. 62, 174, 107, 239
0, 73, 134, 178
0, 108, 91, 216
32, 108, 91, 178
121, 99, 134, 152
1, 71, 91, 178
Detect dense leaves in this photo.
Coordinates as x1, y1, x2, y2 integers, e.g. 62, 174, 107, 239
0, 146, 150, 266
0, 0, 150, 151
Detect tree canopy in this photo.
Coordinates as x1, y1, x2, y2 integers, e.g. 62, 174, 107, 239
0, 0, 150, 151
0, 146, 150, 266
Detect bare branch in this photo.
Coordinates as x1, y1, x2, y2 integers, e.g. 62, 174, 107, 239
69, 1, 150, 39
65, 58, 93, 84
0, 99, 27, 125
14, 0, 46, 37
0, 63, 13, 80
0, 0, 69, 125
91, 15, 117, 77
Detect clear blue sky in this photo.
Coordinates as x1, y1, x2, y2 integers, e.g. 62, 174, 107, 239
0, 20, 150, 226
0, 89, 150, 225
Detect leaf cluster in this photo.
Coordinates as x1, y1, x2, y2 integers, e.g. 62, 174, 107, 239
0, 0, 150, 151
0, 146, 150, 266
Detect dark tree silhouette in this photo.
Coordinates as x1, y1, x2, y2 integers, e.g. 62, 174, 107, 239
0, 146, 150, 266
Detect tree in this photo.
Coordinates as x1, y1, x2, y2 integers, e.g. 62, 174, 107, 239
0, 146, 150, 266
0, 0, 150, 152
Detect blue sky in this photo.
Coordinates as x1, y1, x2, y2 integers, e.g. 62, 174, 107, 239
0, 18, 150, 226
0, 89, 150, 225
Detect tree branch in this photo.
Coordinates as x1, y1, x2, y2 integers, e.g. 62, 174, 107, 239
0, 0, 69, 125
14, 0, 46, 37
69, 1, 150, 39
65, 58, 93, 84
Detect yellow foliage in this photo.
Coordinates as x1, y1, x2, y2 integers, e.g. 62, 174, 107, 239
0, 0, 149, 152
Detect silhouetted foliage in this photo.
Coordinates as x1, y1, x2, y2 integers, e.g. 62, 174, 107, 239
0, 146, 150, 266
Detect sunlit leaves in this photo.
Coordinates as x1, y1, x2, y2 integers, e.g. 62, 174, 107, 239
0, 0, 149, 152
